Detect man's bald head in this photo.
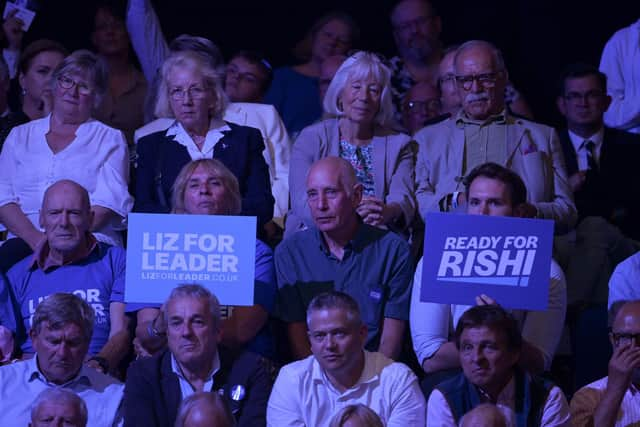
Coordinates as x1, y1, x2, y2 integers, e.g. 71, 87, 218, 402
459, 403, 511, 427
42, 180, 91, 212
612, 301, 640, 331
307, 157, 358, 195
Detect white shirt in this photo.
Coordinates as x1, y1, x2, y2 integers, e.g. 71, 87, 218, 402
410, 258, 567, 370
600, 19, 640, 133
267, 351, 426, 427
608, 251, 640, 309
165, 119, 231, 160
0, 355, 124, 427
170, 352, 220, 399
2, 48, 19, 79
568, 128, 604, 170
427, 375, 571, 426
570, 377, 640, 426
0, 115, 133, 246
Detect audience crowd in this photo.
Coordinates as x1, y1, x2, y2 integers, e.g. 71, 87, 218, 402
0, 0, 639, 425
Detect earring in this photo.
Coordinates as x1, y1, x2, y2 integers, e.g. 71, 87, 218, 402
21, 88, 26, 96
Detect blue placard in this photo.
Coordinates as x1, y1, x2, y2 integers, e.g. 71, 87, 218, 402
125, 213, 256, 306
421, 212, 554, 310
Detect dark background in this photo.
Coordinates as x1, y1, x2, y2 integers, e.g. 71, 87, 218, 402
22, 0, 640, 128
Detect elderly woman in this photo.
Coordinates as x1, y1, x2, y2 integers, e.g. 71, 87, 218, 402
133, 158, 276, 360
134, 51, 273, 230
0, 50, 133, 266
286, 51, 416, 236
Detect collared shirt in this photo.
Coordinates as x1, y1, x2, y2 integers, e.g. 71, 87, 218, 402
171, 351, 221, 399
165, 118, 232, 160
568, 127, 605, 170
4, 242, 126, 355
427, 375, 571, 426
275, 224, 413, 350
0, 115, 133, 246
0, 355, 123, 427
571, 377, 640, 426
457, 110, 509, 173
31, 233, 98, 271
267, 350, 426, 427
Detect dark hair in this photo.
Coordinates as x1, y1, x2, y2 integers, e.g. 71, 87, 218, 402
455, 305, 522, 352
557, 63, 607, 96
306, 291, 362, 326
293, 11, 360, 61
93, 0, 127, 24
32, 293, 95, 342
464, 162, 527, 208
229, 50, 274, 92
18, 39, 68, 75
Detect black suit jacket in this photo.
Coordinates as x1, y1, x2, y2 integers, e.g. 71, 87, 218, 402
123, 348, 270, 427
558, 127, 640, 239
133, 122, 274, 228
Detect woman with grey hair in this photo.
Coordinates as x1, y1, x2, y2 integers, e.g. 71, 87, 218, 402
134, 50, 273, 230
0, 49, 133, 262
286, 51, 416, 236
133, 159, 276, 361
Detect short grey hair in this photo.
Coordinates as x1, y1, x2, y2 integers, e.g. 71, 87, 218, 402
31, 388, 88, 427
454, 40, 506, 73
174, 392, 236, 427
155, 50, 228, 121
51, 49, 108, 108
163, 284, 221, 327
323, 51, 394, 127
306, 291, 363, 328
31, 293, 94, 342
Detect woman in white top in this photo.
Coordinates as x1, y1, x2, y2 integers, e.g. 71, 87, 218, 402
0, 49, 133, 252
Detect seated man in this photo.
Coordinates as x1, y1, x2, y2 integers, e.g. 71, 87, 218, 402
174, 391, 235, 427
570, 300, 640, 426
0, 293, 123, 427
411, 163, 567, 381
0, 180, 128, 373
267, 291, 425, 426
123, 284, 271, 427
276, 157, 413, 360
427, 305, 570, 426
30, 388, 88, 427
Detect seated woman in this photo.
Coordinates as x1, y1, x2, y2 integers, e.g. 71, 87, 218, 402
134, 159, 276, 360
0, 50, 133, 266
286, 51, 416, 237
134, 51, 273, 230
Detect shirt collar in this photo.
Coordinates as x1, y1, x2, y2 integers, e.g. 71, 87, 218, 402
170, 351, 221, 385
568, 127, 605, 152
313, 222, 370, 257
30, 233, 98, 271
27, 355, 92, 388
456, 109, 508, 127
166, 119, 231, 158
477, 374, 515, 404
311, 350, 377, 390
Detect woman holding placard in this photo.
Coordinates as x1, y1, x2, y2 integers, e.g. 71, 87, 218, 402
133, 158, 276, 362
134, 50, 273, 230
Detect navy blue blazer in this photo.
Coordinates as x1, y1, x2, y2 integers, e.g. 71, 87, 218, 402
123, 348, 270, 427
558, 127, 640, 239
133, 122, 274, 229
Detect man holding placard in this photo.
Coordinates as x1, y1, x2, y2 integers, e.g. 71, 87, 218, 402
411, 163, 566, 392
276, 157, 413, 361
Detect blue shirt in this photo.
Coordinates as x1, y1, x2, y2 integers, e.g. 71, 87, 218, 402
4, 242, 125, 355
275, 224, 413, 350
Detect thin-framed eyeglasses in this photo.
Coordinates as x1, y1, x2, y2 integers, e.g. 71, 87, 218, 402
169, 85, 210, 101
57, 75, 93, 96
612, 332, 640, 346
455, 71, 504, 91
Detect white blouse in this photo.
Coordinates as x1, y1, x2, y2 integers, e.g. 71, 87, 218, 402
0, 115, 133, 246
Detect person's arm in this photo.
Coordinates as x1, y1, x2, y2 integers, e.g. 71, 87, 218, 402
0, 203, 43, 249
532, 128, 577, 230
238, 128, 274, 229
600, 27, 640, 131
236, 354, 271, 427
135, 307, 166, 356
133, 136, 167, 213
385, 365, 426, 427
378, 317, 405, 360
539, 386, 572, 427
266, 367, 306, 427
608, 256, 637, 310
222, 306, 268, 349
123, 359, 161, 427
91, 302, 130, 373
125, 0, 169, 83
261, 105, 291, 224
0, 325, 13, 363
287, 322, 311, 360
382, 135, 416, 230
91, 206, 117, 232
593, 344, 640, 427
426, 389, 456, 427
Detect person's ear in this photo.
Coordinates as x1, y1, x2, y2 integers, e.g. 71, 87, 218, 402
352, 183, 363, 205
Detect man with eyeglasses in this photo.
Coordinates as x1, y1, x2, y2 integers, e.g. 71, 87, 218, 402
401, 81, 443, 135
571, 300, 640, 426
554, 64, 640, 309
414, 40, 576, 231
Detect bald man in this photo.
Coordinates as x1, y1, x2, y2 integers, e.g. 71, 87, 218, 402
275, 157, 413, 361
0, 179, 128, 373
571, 300, 640, 426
